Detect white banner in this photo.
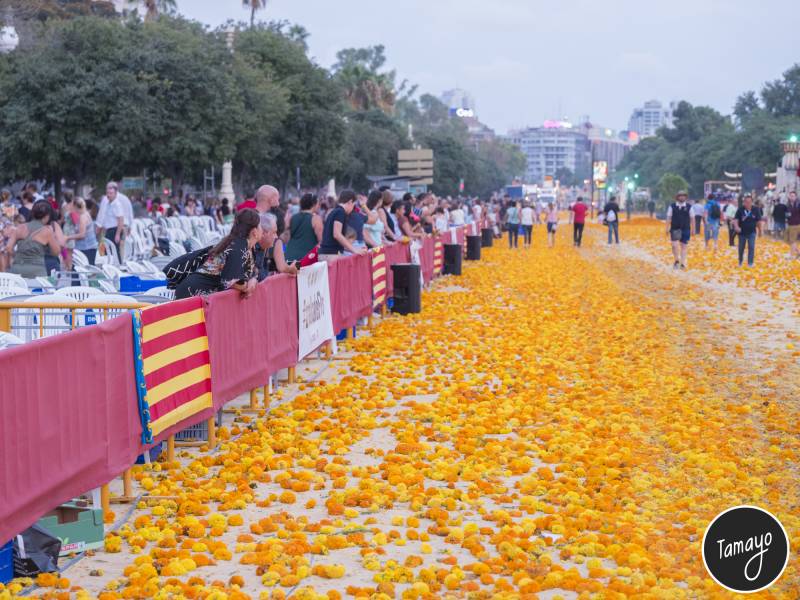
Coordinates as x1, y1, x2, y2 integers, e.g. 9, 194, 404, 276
297, 262, 334, 360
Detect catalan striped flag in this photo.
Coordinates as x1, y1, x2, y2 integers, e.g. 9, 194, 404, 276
371, 247, 387, 309
132, 296, 212, 443
433, 241, 444, 276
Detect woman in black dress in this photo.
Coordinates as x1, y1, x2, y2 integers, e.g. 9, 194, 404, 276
175, 208, 261, 299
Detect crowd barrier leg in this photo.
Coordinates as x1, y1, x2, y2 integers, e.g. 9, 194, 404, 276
167, 435, 175, 462
109, 469, 136, 506
380, 304, 387, 317
287, 366, 296, 384
100, 484, 111, 521
207, 416, 216, 448
262, 383, 269, 409
368, 314, 374, 329
323, 342, 332, 360
0, 307, 9, 332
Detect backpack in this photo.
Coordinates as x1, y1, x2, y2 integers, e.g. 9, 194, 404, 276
709, 202, 721, 220
606, 209, 617, 222
163, 246, 211, 290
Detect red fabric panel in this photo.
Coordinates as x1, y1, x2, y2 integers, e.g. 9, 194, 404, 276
383, 242, 411, 298
142, 322, 207, 357
328, 254, 373, 332
0, 315, 142, 544
262, 274, 299, 373
204, 285, 271, 411
419, 237, 435, 284
146, 350, 210, 389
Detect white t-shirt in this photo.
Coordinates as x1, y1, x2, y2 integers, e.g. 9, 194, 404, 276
691, 203, 705, 218
98, 199, 124, 229
520, 207, 534, 226
473, 205, 482, 221
450, 208, 465, 225
434, 215, 448, 231
97, 193, 134, 228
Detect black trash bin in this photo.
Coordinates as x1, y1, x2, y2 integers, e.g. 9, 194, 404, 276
481, 228, 493, 247
391, 263, 421, 315
443, 243, 462, 276
466, 235, 482, 260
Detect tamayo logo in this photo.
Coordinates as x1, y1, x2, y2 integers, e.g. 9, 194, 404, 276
702, 505, 789, 593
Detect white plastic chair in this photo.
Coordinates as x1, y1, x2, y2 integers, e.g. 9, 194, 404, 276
20, 294, 80, 341
97, 280, 117, 293
72, 249, 89, 268
169, 241, 186, 257
0, 286, 29, 299
0, 331, 25, 349
0, 273, 27, 290
52, 286, 104, 302
146, 286, 175, 300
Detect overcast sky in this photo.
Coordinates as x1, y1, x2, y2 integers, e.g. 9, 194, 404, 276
177, 0, 796, 134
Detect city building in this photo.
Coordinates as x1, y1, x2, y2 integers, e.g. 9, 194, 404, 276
506, 121, 591, 184
440, 88, 494, 148
627, 100, 676, 138
440, 88, 476, 114
580, 120, 636, 172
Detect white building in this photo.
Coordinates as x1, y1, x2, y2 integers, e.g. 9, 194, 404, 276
440, 88, 476, 113
627, 100, 676, 138
506, 121, 591, 184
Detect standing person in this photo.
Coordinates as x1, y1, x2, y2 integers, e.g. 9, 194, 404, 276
361, 192, 386, 248
450, 202, 465, 227
734, 194, 763, 267
772, 196, 788, 240
504, 200, 521, 249
285, 193, 323, 263
704, 194, 722, 251
545, 203, 559, 248
520, 201, 534, 248
8, 201, 64, 278
691, 199, 705, 235
318, 190, 367, 260
570, 197, 587, 247
603, 196, 620, 245
66, 197, 99, 266
666, 191, 692, 270
786, 191, 800, 259
255, 185, 287, 236
97, 183, 126, 252
647, 199, 656, 218
96, 182, 133, 256
724, 198, 738, 247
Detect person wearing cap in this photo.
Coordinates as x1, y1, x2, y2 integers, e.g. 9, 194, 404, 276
666, 191, 692, 270
733, 194, 763, 267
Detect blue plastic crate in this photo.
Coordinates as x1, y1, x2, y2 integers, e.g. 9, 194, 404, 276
119, 276, 165, 293
0, 540, 12, 584
335, 327, 357, 341
174, 411, 222, 442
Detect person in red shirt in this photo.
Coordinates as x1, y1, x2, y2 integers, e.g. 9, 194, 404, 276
570, 197, 588, 247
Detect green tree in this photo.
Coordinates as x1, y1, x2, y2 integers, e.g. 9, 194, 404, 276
142, 0, 177, 20
243, 0, 267, 29
656, 173, 689, 208
234, 25, 346, 191
332, 46, 397, 113
761, 64, 800, 118
336, 109, 407, 190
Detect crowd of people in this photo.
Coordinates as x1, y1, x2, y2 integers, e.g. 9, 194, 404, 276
3, 180, 800, 287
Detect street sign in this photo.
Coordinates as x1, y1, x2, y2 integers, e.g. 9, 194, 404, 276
398, 149, 434, 185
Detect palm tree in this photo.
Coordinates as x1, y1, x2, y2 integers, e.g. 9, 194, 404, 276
243, 0, 267, 28
142, 0, 175, 21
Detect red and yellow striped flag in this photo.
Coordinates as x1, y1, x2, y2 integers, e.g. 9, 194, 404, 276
433, 241, 444, 276
371, 247, 387, 309
133, 296, 212, 441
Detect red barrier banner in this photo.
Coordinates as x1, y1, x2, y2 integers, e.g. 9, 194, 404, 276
383, 242, 411, 298
433, 240, 444, 276
419, 237, 435, 285
0, 315, 142, 545
263, 274, 300, 374
204, 285, 272, 410
328, 253, 373, 332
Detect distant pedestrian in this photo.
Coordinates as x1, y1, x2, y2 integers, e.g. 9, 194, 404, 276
520, 201, 534, 248
647, 199, 655, 218
703, 194, 721, 251
666, 191, 692, 270
504, 200, 521, 249
787, 191, 800, 259
772, 196, 787, 239
570, 197, 587, 247
545, 203, 558, 247
603, 196, 620, 244
734, 194, 763, 267
691, 200, 705, 235
724, 198, 738, 247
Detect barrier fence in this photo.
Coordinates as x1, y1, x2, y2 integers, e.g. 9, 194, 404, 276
0, 228, 473, 545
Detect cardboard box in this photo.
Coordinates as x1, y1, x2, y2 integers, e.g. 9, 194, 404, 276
36, 503, 104, 556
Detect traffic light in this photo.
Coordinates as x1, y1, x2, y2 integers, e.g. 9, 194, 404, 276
458, 179, 465, 193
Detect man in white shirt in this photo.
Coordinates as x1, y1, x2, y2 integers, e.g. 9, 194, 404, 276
690, 200, 705, 235
450, 203, 465, 226
96, 181, 133, 253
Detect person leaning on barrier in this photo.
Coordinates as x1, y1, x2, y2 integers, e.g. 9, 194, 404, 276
318, 190, 367, 261
255, 212, 298, 280
174, 208, 261, 300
